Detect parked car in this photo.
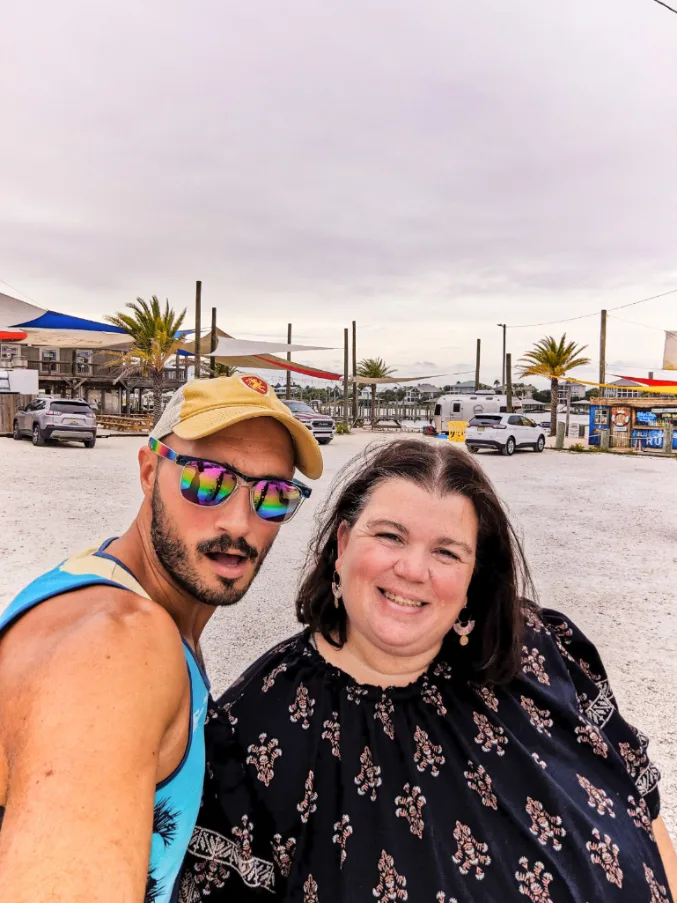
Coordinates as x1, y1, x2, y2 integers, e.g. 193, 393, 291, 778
465, 413, 546, 457
282, 400, 335, 445
13, 397, 97, 448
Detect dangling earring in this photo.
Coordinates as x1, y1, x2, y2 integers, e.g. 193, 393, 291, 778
453, 606, 475, 646
332, 571, 343, 609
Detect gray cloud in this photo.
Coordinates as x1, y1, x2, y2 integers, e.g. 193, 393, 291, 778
1, 0, 676, 384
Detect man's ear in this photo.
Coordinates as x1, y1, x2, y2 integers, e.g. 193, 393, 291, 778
138, 446, 157, 502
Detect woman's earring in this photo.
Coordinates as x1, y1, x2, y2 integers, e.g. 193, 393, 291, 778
453, 606, 475, 646
332, 571, 343, 609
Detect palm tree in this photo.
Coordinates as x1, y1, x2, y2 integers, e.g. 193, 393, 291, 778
106, 296, 186, 426
518, 334, 591, 434
357, 357, 395, 428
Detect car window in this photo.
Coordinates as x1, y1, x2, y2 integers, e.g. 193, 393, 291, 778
50, 402, 93, 414
452, 403, 461, 413
468, 415, 503, 426
508, 415, 522, 425
523, 418, 537, 427
284, 401, 314, 413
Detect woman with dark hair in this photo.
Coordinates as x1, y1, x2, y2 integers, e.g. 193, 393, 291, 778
180, 440, 676, 903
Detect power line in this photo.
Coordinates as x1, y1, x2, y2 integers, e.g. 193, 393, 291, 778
507, 311, 598, 329
0, 278, 40, 306
507, 286, 677, 329
608, 287, 677, 311
652, 0, 677, 13
609, 314, 677, 335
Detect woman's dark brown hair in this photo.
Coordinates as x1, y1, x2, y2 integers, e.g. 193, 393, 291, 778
296, 439, 536, 686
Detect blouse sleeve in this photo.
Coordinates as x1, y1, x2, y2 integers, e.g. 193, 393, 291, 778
541, 608, 662, 820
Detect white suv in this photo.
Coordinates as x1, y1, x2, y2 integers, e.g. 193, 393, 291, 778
465, 414, 546, 457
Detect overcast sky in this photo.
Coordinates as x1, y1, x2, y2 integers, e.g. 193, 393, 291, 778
1, 0, 676, 384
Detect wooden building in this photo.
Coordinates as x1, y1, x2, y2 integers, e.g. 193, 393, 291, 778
0, 340, 187, 414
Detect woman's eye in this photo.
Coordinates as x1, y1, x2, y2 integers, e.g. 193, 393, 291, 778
377, 532, 402, 542
437, 548, 459, 560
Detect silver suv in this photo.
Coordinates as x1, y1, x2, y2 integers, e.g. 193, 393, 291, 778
13, 397, 97, 448
282, 400, 335, 445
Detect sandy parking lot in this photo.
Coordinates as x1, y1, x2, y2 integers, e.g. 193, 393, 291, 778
2, 432, 676, 832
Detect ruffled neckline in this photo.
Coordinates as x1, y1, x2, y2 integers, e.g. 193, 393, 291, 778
298, 629, 451, 702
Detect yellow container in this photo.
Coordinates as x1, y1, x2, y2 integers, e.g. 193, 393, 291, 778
448, 421, 467, 442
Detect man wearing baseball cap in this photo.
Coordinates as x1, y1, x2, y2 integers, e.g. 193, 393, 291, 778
0, 374, 322, 903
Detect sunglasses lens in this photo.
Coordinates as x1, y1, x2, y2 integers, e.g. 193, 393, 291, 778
252, 480, 304, 523
180, 462, 237, 507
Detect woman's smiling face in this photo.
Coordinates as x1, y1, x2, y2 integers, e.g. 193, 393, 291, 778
335, 477, 479, 663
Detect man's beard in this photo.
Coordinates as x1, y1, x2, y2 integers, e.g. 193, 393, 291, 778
150, 482, 270, 607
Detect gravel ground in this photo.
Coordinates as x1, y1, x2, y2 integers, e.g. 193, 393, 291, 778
2, 433, 676, 833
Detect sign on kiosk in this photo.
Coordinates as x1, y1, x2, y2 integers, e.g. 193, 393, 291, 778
448, 421, 467, 442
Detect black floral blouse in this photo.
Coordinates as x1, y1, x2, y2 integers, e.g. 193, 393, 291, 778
178, 609, 671, 903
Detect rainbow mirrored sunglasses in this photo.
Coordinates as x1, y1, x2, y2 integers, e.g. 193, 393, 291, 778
149, 438, 311, 524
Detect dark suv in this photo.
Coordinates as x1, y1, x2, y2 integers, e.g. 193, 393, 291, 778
13, 397, 97, 448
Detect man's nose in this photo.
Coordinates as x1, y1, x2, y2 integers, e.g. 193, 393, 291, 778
212, 484, 256, 536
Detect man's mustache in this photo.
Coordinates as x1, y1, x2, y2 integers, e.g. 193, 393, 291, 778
197, 533, 259, 562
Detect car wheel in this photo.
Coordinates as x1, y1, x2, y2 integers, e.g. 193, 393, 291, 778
467, 445, 479, 454
12, 420, 22, 440
84, 437, 96, 448
535, 435, 546, 452
317, 438, 332, 445
32, 424, 46, 447
502, 436, 516, 456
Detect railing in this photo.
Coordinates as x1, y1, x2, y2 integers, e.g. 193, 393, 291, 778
23, 360, 187, 381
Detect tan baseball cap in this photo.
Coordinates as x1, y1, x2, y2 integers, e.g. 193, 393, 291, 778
151, 374, 324, 479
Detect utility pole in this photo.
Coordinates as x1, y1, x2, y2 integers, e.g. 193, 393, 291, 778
506, 353, 513, 413
497, 323, 507, 388
286, 324, 292, 399
599, 309, 607, 396
352, 320, 358, 424
343, 328, 350, 424
194, 280, 202, 379
475, 339, 481, 391
209, 307, 217, 378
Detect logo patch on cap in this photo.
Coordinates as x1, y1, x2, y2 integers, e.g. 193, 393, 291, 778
240, 375, 269, 395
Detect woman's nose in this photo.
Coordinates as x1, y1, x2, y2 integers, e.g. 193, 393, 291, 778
392, 550, 428, 583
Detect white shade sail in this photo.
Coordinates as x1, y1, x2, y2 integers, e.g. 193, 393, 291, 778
663, 331, 677, 370
208, 337, 333, 357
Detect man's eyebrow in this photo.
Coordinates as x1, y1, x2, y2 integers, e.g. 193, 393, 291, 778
368, 519, 474, 556
177, 452, 290, 483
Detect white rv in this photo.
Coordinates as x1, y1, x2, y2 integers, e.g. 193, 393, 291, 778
433, 393, 523, 434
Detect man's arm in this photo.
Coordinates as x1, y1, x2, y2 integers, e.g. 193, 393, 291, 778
0, 591, 187, 903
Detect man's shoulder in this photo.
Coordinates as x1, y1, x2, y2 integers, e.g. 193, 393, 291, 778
0, 584, 187, 707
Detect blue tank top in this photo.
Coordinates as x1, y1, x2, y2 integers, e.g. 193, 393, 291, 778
0, 540, 210, 903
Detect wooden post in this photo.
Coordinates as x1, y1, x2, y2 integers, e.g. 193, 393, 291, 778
600, 429, 610, 451
599, 309, 607, 394
286, 324, 292, 399
565, 383, 572, 437
663, 421, 674, 456
352, 320, 358, 424
500, 323, 507, 388
210, 307, 217, 378
475, 339, 481, 390
556, 422, 565, 449
343, 328, 350, 424
194, 280, 202, 379
506, 353, 513, 413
